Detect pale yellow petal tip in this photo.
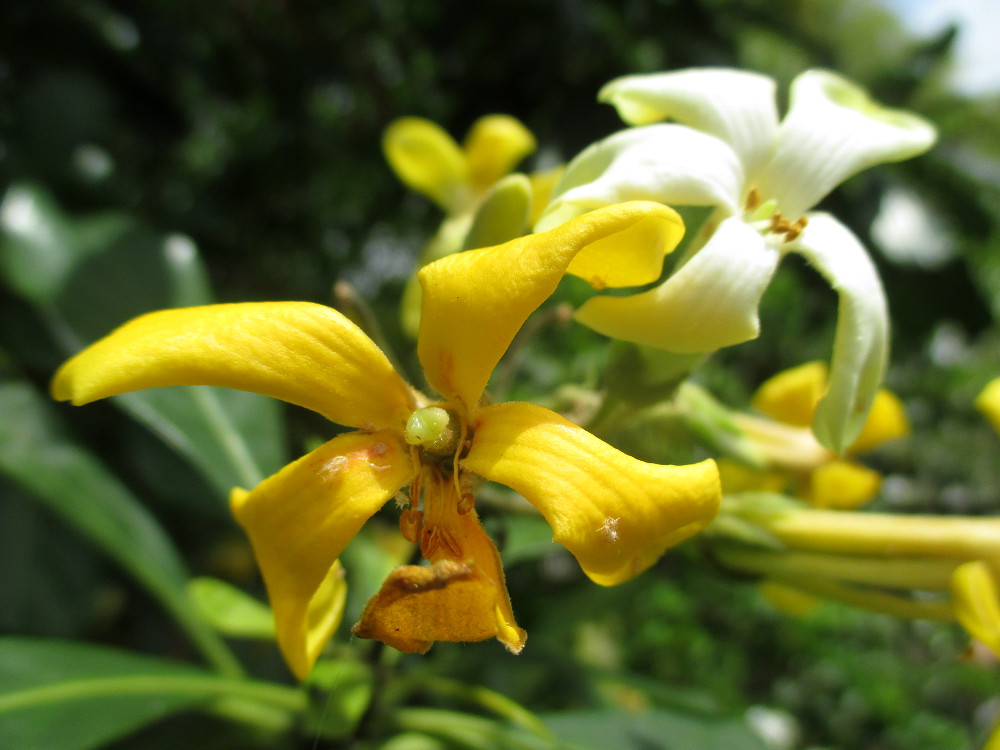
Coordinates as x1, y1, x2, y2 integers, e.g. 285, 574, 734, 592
951, 561, 1000, 658
383, 117, 469, 212
464, 114, 537, 193
752, 361, 828, 427
976, 378, 1000, 437
798, 69, 938, 156
270, 559, 349, 681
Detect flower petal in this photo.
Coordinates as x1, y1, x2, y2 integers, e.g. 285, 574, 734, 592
805, 459, 881, 509
418, 202, 683, 411
574, 217, 780, 353
752, 361, 829, 427
951, 561, 1000, 657
599, 67, 779, 182
535, 124, 745, 231
760, 69, 937, 218
52, 302, 416, 431
352, 510, 525, 654
786, 214, 888, 454
976, 378, 1000, 437
849, 388, 910, 454
463, 401, 720, 586
230, 429, 412, 679
463, 115, 536, 195
383, 117, 471, 213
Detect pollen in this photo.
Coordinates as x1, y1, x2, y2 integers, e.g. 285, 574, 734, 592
320, 455, 348, 481
597, 517, 620, 543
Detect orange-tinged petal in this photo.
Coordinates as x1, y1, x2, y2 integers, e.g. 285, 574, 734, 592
383, 117, 471, 212
417, 202, 683, 411
463, 114, 536, 195
752, 361, 827, 427
848, 389, 909, 454
52, 302, 415, 431
231, 430, 412, 678
951, 561, 1000, 657
352, 558, 524, 654
805, 459, 881, 509
463, 401, 720, 586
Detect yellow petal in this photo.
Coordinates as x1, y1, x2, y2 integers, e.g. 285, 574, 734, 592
848, 389, 909, 454
976, 378, 1000, 437
417, 202, 683, 411
383, 117, 471, 213
463, 114, 536, 195
804, 459, 881, 509
951, 561, 1000, 657
463, 401, 720, 586
231, 430, 412, 678
752, 361, 828, 427
52, 302, 415, 431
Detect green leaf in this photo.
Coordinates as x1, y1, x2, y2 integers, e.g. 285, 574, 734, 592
187, 577, 275, 639
542, 708, 770, 750
0, 183, 286, 494
0, 638, 305, 750
0, 379, 241, 676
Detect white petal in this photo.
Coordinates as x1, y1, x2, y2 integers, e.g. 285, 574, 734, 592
599, 67, 779, 182
786, 213, 889, 454
574, 217, 780, 352
760, 69, 937, 218
536, 124, 745, 232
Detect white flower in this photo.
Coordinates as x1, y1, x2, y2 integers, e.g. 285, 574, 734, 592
536, 68, 936, 453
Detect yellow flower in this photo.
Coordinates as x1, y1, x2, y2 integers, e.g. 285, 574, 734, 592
731, 361, 909, 508
977, 378, 1000, 437
52, 202, 721, 679
384, 114, 536, 216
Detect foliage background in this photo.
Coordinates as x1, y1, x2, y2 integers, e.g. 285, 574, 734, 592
2, 0, 1000, 748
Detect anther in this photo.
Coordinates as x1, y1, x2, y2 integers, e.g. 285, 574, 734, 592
399, 508, 423, 543
458, 492, 475, 515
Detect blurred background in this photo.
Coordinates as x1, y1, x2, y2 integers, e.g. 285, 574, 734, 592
2, 1, 1000, 748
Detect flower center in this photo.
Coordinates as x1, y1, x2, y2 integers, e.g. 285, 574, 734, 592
399, 405, 475, 562
744, 187, 808, 243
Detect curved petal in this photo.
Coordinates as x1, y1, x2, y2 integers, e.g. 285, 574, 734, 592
535, 124, 745, 231
849, 388, 910, 454
951, 561, 1000, 657
352, 511, 525, 654
463, 115, 536, 195
752, 361, 829, 427
599, 68, 779, 182
786, 214, 888, 454
231, 429, 412, 678
805, 460, 881, 510
761, 70, 937, 218
463, 401, 721, 586
52, 302, 416, 431
383, 117, 471, 213
418, 201, 683, 411
976, 378, 1000, 437
574, 217, 780, 352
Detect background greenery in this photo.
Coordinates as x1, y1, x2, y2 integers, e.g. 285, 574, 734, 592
2, 0, 1000, 748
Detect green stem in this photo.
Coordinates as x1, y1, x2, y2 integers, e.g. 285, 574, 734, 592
765, 575, 955, 622
0, 673, 305, 715
189, 386, 263, 489
754, 509, 1000, 560
414, 675, 555, 740
714, 545, 961, 591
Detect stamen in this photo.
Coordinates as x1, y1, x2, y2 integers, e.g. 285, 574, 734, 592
784, 216, 808, 242
458, 492, 475, 515
744, 188, 762, 212
399, 508, 423, 543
